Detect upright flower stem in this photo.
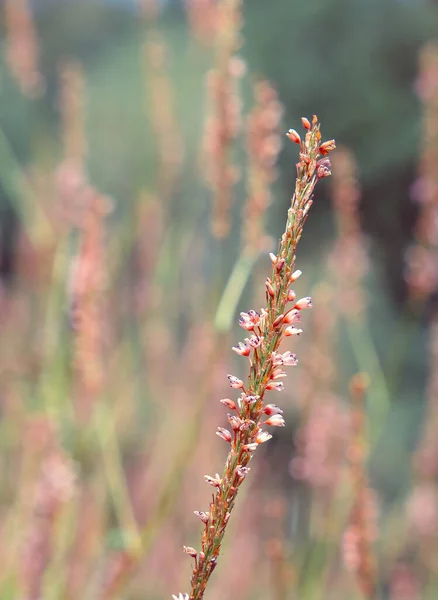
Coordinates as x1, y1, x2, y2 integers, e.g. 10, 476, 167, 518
175, 117, 336, 600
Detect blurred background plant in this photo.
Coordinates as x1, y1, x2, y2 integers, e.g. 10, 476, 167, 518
0, 0, 437, 599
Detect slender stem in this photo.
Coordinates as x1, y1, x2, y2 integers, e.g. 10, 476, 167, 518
185, 120, 336, 599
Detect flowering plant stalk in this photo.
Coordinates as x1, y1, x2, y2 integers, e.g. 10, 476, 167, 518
176, 117, 335, 600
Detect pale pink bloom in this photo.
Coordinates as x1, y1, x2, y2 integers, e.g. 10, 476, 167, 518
227, 374, 243, 388
242, 394, 259, 405
228, 414, 242, 431
246, 335, 263, 348
294, 296, 312, 310
183, 546, 197, 557
264, 414, 286, 427
232, 342, 250, 356
236, 466, 250, 479
193, 511, 209, 524
242, 443, 258, 452
272, 350, 298, 366
256, 431, 273, 444
172, 593, 189, 599
284, 327, 302, 337
281, 350, 299, 365
271, 367, 287, 379
283, 309, 301, 325
239, 309, 261, 330
204, 474, 222, 487
284, 325, 302, 337
266, 381, 284, 392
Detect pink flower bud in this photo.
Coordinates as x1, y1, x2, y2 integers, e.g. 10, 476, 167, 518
301, 117, 311, 130
287, 289, 296, 302
263, 404, 284, 416
286, 129, 301, 144
276, 258, 285, 272
216, 427, 232, 442
220, 398, 236, 410
265, 278, 275, 298
270, 314, 283, 329
290, 269, 302, 282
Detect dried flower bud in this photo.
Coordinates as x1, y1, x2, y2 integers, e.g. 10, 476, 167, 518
220, 398, 237, 410
319, 139, 336, 155
194, 511, 210, 524
216, 427, 232, 442
317, 157, 332, 178
286, 129, 301, 144
301, 117, 311, 130
299, 152, 311, 165
294, 296, 312, 310
264, 414, 286, 427
183, 546, 197, 558
265, 278, 275, 298
227, 375, 244, 389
